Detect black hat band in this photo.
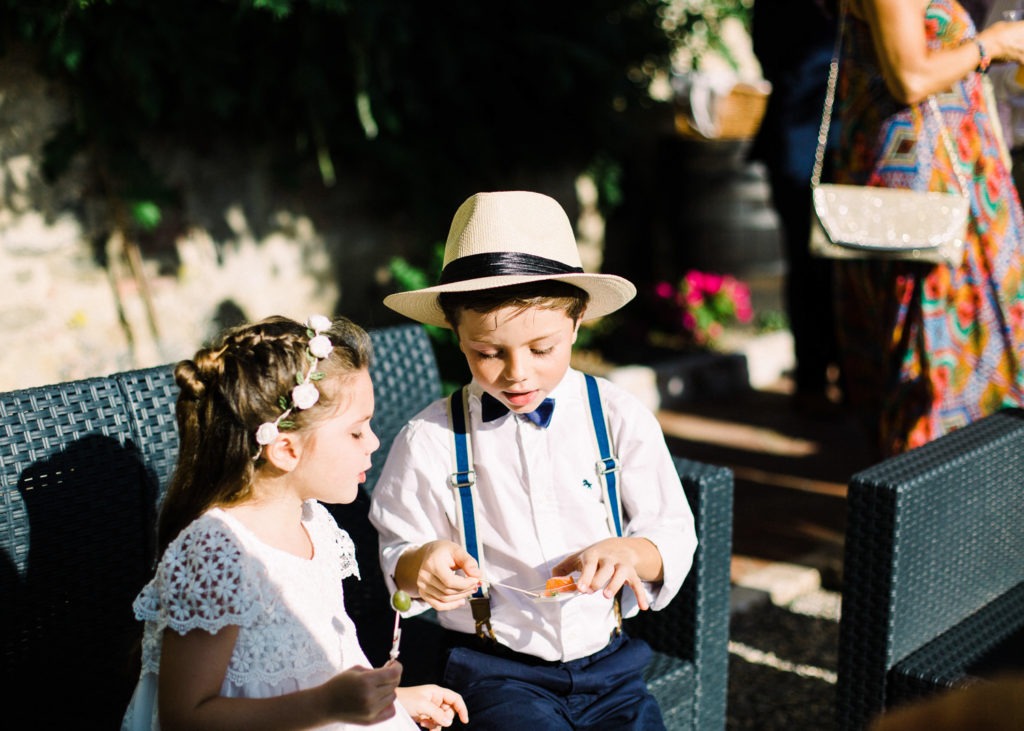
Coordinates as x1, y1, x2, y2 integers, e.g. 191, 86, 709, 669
438, 252, 584, 285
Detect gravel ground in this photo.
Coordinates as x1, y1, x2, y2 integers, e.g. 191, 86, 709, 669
726, 589, 841, 730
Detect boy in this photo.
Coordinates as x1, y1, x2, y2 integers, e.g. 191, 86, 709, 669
368, 190, 697, 730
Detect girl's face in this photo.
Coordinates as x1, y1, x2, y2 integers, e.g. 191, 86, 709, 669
296, 368, 379, 505
456, 304, 579, 413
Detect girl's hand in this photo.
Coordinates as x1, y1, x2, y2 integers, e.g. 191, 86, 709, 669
321, 663, 402, 724
396, 685, 469, 730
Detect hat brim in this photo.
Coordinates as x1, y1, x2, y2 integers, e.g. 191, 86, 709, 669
383, 272, 637, 329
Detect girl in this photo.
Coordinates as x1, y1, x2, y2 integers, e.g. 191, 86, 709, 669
121, 314, 468, 731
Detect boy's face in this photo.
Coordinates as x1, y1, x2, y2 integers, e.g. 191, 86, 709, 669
455, 304, 579, 414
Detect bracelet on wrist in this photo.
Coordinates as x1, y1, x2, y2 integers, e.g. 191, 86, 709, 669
975, 39, 992, 74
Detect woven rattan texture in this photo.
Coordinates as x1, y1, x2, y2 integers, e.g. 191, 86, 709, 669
364, 324, 442, 493
837, 408, 1024, 731
115, 365, 180, 503
0, 376, 157, 728
644, 652, 697, 728
889, 582, 1024, 704
625, 456, 733, 730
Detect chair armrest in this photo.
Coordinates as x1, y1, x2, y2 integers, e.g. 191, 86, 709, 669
838, 407, 1024, 731
888, 583, 1024, 705
624, 455, 734, 731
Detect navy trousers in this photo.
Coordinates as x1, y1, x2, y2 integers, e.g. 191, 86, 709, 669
441, 632, 665, 730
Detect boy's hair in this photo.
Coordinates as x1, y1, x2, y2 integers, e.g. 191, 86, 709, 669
156, 315, 372, 554
439, 280, 590, 329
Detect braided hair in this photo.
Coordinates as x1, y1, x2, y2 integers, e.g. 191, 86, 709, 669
156, 315, 372, 555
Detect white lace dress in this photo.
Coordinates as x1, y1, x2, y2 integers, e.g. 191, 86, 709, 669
121, 500, 417, 731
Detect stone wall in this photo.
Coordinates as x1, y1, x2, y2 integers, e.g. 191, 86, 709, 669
0, 47, 599, 391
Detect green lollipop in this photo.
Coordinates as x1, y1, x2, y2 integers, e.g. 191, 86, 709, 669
391, 589, 412, 613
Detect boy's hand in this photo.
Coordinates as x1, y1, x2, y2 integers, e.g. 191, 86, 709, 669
401, 540, 482, 611
551, 537, 663, 611
396, 684, 469, 730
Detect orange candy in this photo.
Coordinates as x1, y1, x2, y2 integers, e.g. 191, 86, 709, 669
544, 576, 577, 596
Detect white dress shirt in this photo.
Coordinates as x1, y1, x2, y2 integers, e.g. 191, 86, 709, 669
368, 367, 697, 663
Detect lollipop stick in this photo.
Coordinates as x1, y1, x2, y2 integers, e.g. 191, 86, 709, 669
389, 610, 401, 662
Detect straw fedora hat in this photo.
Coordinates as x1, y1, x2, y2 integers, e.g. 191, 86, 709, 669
383, 190, 637, 329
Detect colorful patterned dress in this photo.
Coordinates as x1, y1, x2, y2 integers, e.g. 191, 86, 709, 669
834, 0, 1024, 456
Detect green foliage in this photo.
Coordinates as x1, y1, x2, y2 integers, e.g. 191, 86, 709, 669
0, 0, 680, 237
130, 201, 162, 231
755, 309, 788, 334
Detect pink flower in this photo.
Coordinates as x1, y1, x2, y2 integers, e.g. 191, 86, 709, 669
650, 269, 756, 346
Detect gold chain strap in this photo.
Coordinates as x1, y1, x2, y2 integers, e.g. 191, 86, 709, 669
810, 0, 970, 197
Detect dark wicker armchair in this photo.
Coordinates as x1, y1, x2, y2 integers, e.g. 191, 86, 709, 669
837, 407, 1024, 731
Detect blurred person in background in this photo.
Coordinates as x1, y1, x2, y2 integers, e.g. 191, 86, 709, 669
830, 0, 1024, 457
750, 0, 843, 416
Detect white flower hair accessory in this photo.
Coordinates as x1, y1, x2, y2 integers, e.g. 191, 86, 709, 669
254, 315, 334, 457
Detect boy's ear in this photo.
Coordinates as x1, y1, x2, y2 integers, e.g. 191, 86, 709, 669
571, 319, 581, 344
263, 432, 301, 472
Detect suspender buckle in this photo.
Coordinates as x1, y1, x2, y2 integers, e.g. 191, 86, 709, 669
470, 596, 497, 641
596, 456, 620, 475
447, 470, 477, 489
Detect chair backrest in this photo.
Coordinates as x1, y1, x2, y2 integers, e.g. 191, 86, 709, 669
0, 375, 159, 728
364, 324, 443, 493
107, 324, 443, 500
115, 364, 181, 502
837, 407, 1024, 731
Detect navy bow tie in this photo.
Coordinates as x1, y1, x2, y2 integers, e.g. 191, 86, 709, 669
481, 392, 556, 428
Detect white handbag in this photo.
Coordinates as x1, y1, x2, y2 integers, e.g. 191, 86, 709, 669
809, 5, 969, 266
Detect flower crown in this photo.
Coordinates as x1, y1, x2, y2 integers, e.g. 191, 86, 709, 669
254, 315, 334, 455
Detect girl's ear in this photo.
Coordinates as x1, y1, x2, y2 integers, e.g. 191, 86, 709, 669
263, 432, 301, 472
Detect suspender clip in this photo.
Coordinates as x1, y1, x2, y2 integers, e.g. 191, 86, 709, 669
596, 456, 620, 475
447, 470, 477, 489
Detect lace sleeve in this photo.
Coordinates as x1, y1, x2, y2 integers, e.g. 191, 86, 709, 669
133, 516, 262, 635
307, 500, 360, 581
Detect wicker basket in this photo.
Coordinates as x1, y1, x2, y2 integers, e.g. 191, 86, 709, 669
676, 82, 771, 141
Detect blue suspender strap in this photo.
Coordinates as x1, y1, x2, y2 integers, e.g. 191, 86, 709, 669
447, 388, 482, 568
446, 388, 495, 639
584, 373, 623, 538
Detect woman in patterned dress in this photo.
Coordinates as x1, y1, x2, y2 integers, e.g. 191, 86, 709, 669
833, 0, 1024, 456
